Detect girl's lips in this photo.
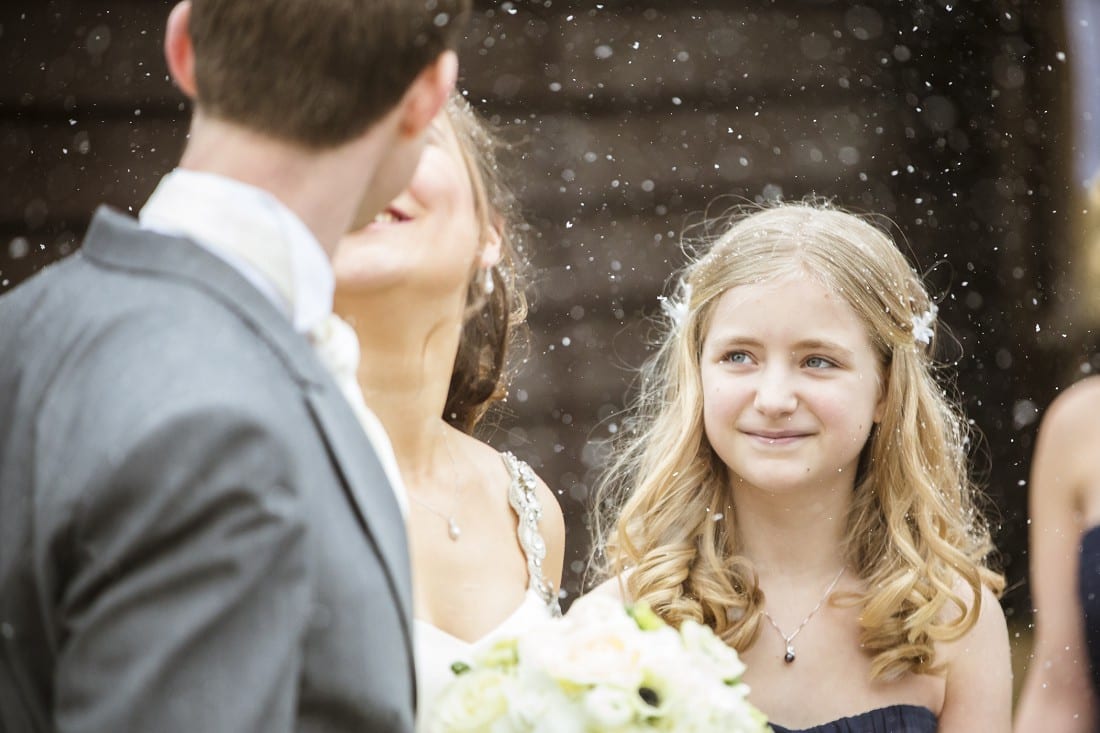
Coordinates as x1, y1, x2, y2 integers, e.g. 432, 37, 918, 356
742, 430, 813, 446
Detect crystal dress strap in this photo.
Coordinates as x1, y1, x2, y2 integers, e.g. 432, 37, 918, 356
501, 452, 561, 615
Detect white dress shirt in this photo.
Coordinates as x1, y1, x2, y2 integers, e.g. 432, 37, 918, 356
139, 168, 408, 517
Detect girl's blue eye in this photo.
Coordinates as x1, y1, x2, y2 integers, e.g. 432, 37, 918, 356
725, 351, 750, 364
805, 356, 834, 369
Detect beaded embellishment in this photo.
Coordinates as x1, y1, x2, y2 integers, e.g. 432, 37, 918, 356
502, 452, 561, 616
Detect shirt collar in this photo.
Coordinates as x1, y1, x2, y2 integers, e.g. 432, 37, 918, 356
139, 168, 334, 334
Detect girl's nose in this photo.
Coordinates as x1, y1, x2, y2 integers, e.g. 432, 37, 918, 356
752, 366, 798, 417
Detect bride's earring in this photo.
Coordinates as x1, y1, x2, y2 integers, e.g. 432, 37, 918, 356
482, 267, 495, 295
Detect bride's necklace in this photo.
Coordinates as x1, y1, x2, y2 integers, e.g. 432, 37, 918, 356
760, 566, 846, 664
408, 430, 465, 541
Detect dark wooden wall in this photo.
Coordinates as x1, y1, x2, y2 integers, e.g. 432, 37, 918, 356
1, 1, 1076, 627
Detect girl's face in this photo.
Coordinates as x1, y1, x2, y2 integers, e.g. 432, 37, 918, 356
333, 114, 494, 298
699, 273, 886, 496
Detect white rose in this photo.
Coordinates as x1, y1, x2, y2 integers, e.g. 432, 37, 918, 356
706, 687, 770, 733
671, 679, 768, 733
583, 686, 637, 728
431, 669, 512, 733
529, 701, 588, 733
520, 621, 647, 691
679, 619, 746, 683
504, 685, 551, 730
561, 594, 640, 635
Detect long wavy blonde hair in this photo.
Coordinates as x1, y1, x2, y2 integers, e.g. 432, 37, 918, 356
593, 200, 1004, 680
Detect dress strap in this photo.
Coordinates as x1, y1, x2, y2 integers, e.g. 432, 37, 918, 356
501, 452, 561, 615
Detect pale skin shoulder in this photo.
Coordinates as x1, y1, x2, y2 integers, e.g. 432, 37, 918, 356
466, 436, 566, 594
531, 471, 566, 595
1015, 378, 1100, 732
935, 581, 1012, 732
575, 571, 633, 612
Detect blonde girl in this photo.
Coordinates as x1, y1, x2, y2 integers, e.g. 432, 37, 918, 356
592, 201, 1009, 732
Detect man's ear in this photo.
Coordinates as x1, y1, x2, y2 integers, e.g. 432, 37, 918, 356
165, 1, 198, 99
397, 50, 459, 139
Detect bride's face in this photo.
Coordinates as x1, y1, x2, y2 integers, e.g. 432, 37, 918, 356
332, 113, 486, 301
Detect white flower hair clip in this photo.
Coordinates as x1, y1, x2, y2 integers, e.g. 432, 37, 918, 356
911, 303, 938, 346
658, 282, 692, 328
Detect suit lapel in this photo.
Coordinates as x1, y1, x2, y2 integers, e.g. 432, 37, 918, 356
80, 206, 415, 648
302, 383, 414, 632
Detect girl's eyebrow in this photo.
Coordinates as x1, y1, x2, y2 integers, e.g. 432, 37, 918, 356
792, 339, 855, 359
706, 334, 854, 359
706, 334, 764, 350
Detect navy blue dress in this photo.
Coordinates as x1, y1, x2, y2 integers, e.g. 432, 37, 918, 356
768, 704, 937, 733
1081, 525, 1100, 697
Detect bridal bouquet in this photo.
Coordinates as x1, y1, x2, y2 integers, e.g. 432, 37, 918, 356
430, 595, 769, 733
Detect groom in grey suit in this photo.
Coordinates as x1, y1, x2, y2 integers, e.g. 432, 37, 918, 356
0, 1, 470, 730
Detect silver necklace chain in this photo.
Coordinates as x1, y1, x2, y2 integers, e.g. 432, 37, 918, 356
760, 566, 846, 664
408, 428, 465, 541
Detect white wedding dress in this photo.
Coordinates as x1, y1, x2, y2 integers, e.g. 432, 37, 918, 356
414, 452, 561, 732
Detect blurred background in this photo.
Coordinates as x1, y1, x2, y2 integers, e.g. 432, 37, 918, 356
3, 0, 1097, 695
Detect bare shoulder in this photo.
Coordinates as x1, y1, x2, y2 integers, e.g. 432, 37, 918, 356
1032, 377, 1100, 503
487, 445, 565, 532
937, 582, 1011, 731
961, 582, 1007, 645
462, 438, 563, 532
938, 578, 1008, 644
1042, 377, 1100, 442
485, 445, 567, 590
525, 463, 564, 527
935, 578, 1009, 672
586, 571, 634, 604
529, 468, 566, 590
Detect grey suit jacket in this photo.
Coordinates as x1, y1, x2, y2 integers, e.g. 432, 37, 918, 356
0, 208, 415, 732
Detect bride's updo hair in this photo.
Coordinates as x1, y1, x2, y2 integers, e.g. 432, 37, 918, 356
441, 93, 531, 433
593, 199, 1003, 680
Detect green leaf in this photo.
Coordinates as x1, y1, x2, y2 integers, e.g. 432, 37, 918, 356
627, 601, 666, 631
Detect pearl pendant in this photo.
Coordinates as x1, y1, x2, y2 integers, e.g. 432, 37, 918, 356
784, 644, 796, 664
447, 517, 461, 541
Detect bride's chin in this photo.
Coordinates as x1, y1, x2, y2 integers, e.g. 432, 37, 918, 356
335, 276, 462, 310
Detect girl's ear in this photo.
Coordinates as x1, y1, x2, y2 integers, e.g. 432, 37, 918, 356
873, 373, 888, 423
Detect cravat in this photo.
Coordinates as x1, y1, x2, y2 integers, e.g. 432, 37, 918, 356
309, 313, 409, 517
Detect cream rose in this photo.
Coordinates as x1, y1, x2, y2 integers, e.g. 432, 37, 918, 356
431, 668, 511, 733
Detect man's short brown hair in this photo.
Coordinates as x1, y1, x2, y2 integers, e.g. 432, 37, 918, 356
189, 0, 471, 148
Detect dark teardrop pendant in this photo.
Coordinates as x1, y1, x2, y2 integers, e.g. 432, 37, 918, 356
784, 645, 796, 663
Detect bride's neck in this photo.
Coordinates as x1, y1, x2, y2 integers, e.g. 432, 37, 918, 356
341, 302, 462, 477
